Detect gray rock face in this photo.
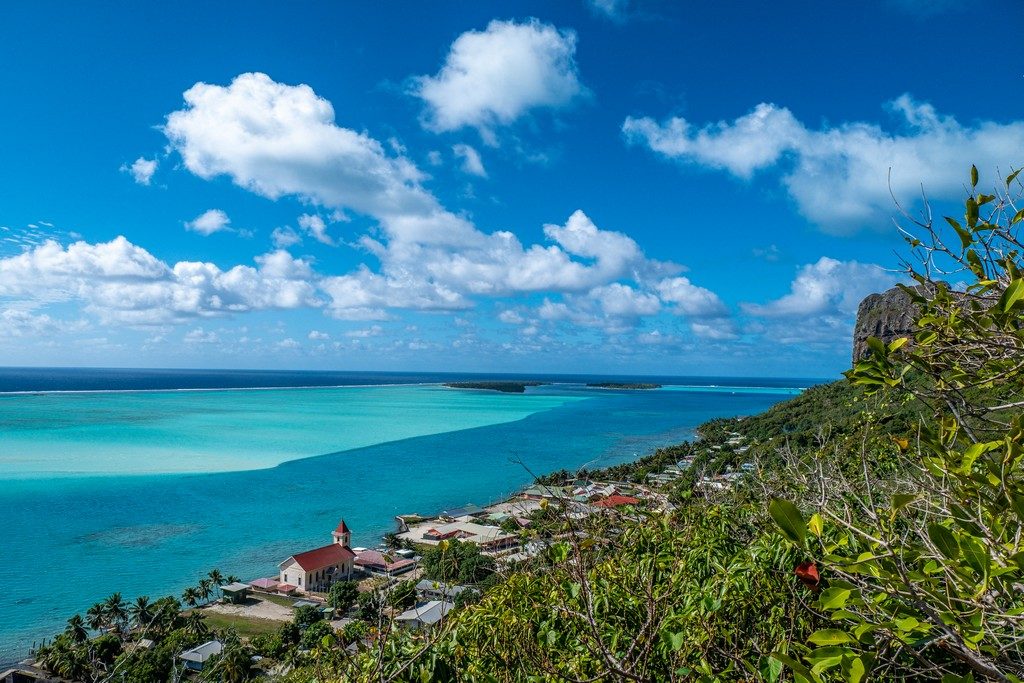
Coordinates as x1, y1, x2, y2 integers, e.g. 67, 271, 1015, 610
852, 286, 919, 364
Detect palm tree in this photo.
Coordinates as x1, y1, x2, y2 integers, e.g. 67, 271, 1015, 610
183, 611, 208, 638
198, 578, 214, 605
64, 614, 88, 644
212, 635, 253, 683
225, 574, 241, 584
208, 569, 224, 601
86, 603, 106, 632
153, 596, 182, 633
103, 592, 127, 634
182, 586, 200, 608
130, 596, 154, 630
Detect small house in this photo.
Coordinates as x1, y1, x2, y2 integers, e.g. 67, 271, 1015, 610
179, 640, 223, 672
394, 600, 454, 631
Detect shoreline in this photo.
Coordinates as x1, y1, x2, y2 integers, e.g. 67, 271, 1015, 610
2, 383, 807, 669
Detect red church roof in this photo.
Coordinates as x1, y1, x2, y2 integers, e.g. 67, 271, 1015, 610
334, 519, 350, 535
284, 543, 355, 571
593, 495, 641, 508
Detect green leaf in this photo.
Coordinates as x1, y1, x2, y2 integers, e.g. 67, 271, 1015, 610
998, 279, 1024, 313
960, 442, 990, 473
1012, 208, 1024, 226
808, 629, 855, 646
1006, 168, 1021, 188
971, 164, 979, 187
888, 337, 909, 352
806, 646, 848, 673
819, 587, 852, 610
866, 336, 886, 357
966, 198, 979, 227
808, 513, 824, 537
770, 652, 819, 683
960, 537, 990, 577
967, 249, 984, 277
928, 523, 960, 560
844, 655, 866, 683
661, 630, 685, 651
892, 493, 917, 511
945, 216, 973, 248
769, 498, 807, 545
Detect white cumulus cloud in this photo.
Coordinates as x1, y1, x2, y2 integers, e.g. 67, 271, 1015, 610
297, 213, 334, 245
743, 257, 897, 318
624, 95, 1024, 233
185, 209, 232, 236
453, 143, 487, 177
412, 19, 584, 143
123, 157, 158, 185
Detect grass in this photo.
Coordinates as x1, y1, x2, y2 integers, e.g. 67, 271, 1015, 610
201, 610, 284, 639
258, 593, 300, 608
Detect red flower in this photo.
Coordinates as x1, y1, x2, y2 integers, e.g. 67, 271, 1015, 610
795, 561, 820, 590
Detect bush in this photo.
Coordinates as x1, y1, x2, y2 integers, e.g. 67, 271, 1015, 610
327, 580, 359, 613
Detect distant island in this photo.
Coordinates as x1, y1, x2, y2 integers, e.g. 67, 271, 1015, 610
586, 382, 661, 390
443, 381, 546, 393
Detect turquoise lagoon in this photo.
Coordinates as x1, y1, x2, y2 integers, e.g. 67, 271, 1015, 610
0, 379, 808, 662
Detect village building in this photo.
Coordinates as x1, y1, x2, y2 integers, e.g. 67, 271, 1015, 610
416, 579, 475, 602
353, 549, 417, 576
394, 600, 454, 631
419, 520, 517, 551
220, 582, 250, 604
179, 640, 223, 672
278, 520, 355, 593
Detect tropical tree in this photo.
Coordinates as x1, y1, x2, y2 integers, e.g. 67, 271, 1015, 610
184, 610, 209, 638
103, 592, 127, 635
387, 580, 417, 610
327, 580, 359, 613
64, 614, 88, 644
209, 633, 254, 682
197, 578, 214, 605
182, 586, 200, 608
130, 595, 154, 630
86, 602, 106, 631
208, 568, 225, 601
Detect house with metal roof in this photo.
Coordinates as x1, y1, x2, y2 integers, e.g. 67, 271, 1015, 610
394, 600, 454, 631
415, 579, 475, 602
420, 521, 517, 551
179, 640, 223, 671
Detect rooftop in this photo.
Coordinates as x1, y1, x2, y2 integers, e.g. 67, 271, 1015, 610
282, 543, 355, 572
179, 640, 223, 664
395, 600, 454, 626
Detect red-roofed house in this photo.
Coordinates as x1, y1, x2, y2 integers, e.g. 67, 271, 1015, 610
593, 495, 641, 508
279, 519, 356, 593
354, 549, 417, 576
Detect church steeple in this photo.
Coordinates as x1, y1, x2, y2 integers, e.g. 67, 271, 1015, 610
332, 519, 351, 547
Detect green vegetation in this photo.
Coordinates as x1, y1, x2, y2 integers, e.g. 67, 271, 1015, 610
442, 380, 545, 393
420, 538, 497, 586
327, 580, 359, 613
33, 167, 1024, 681
586, 382, 662, 389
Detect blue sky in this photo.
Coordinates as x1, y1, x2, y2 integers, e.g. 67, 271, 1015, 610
1, 0, 1022, 377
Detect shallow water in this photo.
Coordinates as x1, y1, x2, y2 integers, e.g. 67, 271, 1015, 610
0, 374, 814, 663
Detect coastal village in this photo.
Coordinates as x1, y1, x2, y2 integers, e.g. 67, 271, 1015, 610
5, 422, 757, 682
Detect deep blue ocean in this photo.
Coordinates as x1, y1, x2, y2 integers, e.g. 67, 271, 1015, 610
0, 367, 825, 664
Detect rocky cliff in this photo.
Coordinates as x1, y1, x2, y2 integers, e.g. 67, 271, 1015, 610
852, 286, 919, 364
